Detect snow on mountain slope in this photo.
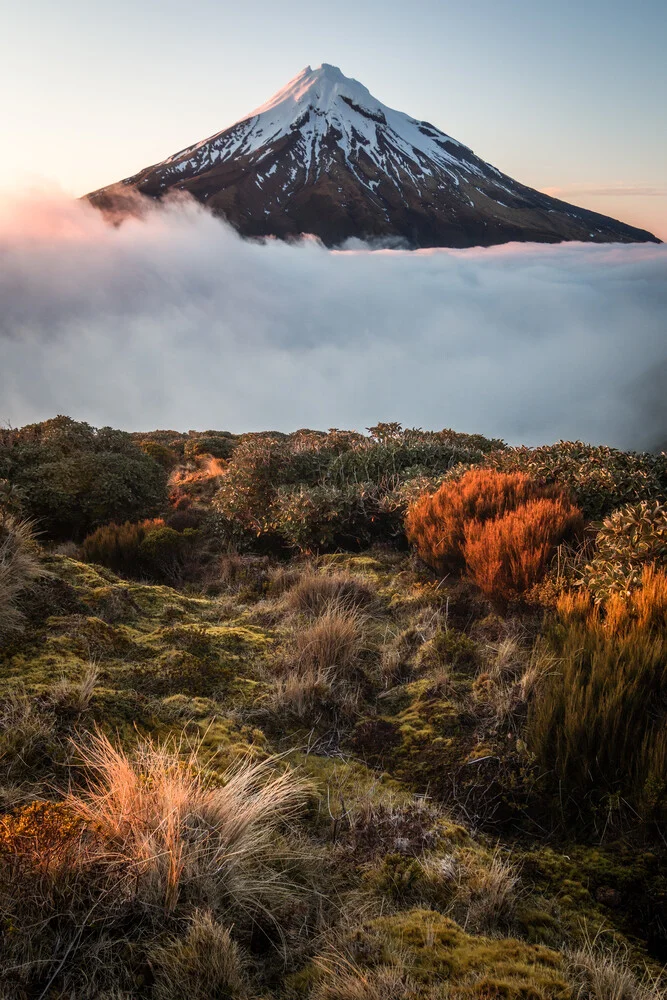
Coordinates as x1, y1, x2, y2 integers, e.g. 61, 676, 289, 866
87, 64, 659, 248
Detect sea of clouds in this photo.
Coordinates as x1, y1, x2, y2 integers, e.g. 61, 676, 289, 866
1, 190, 666, 449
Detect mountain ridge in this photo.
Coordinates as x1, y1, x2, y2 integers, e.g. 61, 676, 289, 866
87, 63, 660, 248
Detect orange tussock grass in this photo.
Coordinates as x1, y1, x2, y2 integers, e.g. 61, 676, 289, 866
463, 498, 584, 604
405, 469, 568, 576
67, 730, 310, 914
559, 565, 667, 636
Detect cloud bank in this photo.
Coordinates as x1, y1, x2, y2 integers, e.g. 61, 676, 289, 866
1, 191, 666, 449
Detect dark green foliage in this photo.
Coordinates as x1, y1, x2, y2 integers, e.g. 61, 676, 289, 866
582, 500, 667, 599
183, 436, 235, 461
212, 425, 502, 552
0, 417, 168, 539
138, 439, 179, 470
482, 441, 667, 520
82, 519, 197, 581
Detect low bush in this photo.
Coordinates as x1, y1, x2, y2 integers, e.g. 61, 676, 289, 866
211, 425, 501, 552
138, 439, 179, 470
0, 416, 168, 540
483, 441, 667, 520
581, 500, 667, 600
81, 519, 198, 581
405, 469, 566, 576
464, 497, 583, 605
184, 435, 236, 461
405, 470, 580, 601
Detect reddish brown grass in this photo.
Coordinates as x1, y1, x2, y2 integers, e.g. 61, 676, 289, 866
463, 498, 583, 604
405, 470, 566, 576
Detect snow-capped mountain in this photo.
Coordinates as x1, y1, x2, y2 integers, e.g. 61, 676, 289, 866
87, 64, 659, 247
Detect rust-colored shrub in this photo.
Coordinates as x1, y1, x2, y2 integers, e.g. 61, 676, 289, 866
405, 470, 564, 576
463, 498, 583, 604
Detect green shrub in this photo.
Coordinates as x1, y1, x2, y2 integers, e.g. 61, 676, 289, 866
211, 425, 499, 552
0, 416, 168, 539
138, 439, 179, 470
82, 519, 197, 581
581, 500, 667, 599
482, 441, 667, 520
271, 483, 396, 552
183, 435, 235, 461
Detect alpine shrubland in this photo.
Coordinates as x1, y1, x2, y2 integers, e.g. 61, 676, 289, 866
0, 417, 666, 999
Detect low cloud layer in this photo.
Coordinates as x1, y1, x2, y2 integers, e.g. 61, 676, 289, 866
1, 190, 666, 449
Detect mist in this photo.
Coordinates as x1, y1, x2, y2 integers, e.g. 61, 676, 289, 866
1, 190, 666, 449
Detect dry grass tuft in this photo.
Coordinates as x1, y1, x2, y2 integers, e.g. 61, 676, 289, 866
150, 909, 249, 1000
421, 847, 521, 934
267, 601, 369, 721
312, 955, 420, 1000
285, 571, 375, 615
0, 515, 43, 636
67, 730, 311, 915
566, 933, 666, 999
292, 600, 367, 677
267, 666, 338, 722
48, 662, 100, 714
473, 635, 557, 729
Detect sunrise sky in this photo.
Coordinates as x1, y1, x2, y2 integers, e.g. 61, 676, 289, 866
2, 0, 666, 238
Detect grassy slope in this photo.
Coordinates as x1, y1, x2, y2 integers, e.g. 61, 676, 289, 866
1, 549, 665, 998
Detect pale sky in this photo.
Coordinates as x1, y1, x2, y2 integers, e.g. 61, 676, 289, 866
2, 0, 666, 238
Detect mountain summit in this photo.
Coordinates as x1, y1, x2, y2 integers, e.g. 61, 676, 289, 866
87, 64, 659, 247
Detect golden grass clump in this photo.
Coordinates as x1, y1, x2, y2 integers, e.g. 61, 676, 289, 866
531, 572, 667, 826
292, 600, 367, 677
67, 730, 311, 914
268, 600, 369, 720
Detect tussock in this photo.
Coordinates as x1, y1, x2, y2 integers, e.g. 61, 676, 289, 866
150, 909, 249, 1000
67, 730, 311, 914
566, 934, 666, 1000
285, 571, 376, 615
0, 516, 43, 636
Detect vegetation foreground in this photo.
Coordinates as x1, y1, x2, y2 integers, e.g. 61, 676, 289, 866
1, 417, 667, 1000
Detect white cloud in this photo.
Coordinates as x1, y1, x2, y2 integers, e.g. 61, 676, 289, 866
1, 190, 666, 450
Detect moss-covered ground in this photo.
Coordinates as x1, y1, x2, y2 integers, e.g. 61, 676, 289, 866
1, 547, 665, 998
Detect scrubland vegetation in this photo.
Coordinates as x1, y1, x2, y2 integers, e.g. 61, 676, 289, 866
1, 416, 667, 999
